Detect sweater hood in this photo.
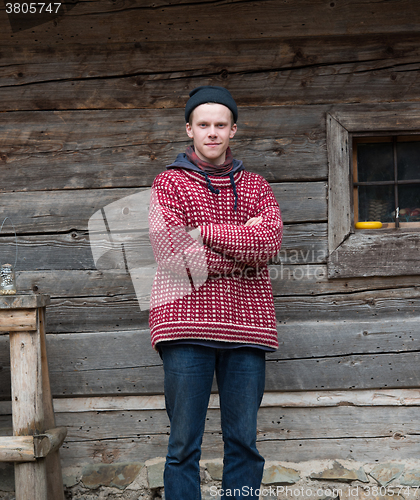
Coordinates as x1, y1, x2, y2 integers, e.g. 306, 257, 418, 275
166, 154, 244, 211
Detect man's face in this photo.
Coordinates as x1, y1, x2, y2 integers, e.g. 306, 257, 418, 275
186, 103, 237, 165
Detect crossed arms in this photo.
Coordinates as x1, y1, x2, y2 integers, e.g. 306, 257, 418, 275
149, 176, 283, 278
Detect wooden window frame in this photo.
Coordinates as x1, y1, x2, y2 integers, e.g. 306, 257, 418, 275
353, 135, 420, 229
327, 109, 420, 279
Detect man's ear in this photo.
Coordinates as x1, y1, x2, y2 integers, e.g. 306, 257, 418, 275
229, 123, 238, 139
186, 122, 194, 139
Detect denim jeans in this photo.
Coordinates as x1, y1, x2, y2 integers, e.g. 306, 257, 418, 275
160, 343, 266, 500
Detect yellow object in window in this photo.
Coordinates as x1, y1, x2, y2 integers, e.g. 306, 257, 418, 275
355, 221, 383, 229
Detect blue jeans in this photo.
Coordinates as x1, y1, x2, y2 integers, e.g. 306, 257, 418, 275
160, 344, 266, 500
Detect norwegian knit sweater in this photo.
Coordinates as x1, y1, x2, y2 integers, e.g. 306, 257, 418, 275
148, 162, 283, 350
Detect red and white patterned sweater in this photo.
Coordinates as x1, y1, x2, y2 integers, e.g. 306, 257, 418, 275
148, 167, 282, 350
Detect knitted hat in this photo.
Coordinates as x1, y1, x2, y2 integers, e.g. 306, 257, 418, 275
185, 86, 238, 123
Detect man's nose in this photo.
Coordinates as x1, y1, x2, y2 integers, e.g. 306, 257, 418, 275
208, 125, 217, 136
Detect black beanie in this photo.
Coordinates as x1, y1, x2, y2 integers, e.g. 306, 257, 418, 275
185, 86, 238, 123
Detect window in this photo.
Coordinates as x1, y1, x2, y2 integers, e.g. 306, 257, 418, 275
327, 108, 420, 278
353, 136, 420, 228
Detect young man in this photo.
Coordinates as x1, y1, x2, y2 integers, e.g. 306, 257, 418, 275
149, 86, 282, 499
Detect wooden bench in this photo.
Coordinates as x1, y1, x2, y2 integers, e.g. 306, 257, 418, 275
0, 294, 66, 500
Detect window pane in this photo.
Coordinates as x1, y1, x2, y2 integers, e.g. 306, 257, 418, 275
397, 141, 420, 180
398, 185, 420, 221
357, 142, 394, 182
358, 185, 395, 222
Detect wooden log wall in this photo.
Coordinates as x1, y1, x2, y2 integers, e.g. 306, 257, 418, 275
1, 0, 420, 471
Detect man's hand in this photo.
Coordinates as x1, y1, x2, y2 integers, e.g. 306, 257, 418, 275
244, 216, 263, 226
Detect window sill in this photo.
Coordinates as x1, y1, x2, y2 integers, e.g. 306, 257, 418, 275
380, 222, 420, 229
327, 230, 420, 278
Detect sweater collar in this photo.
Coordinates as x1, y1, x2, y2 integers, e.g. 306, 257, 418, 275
166, 148, 244, 178
166, 148, 244, 212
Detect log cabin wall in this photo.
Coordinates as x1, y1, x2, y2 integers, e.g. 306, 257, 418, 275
1, 0, 420, 478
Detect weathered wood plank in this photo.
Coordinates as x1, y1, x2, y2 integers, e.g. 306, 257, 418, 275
51, 405, 420, 443
3, 57, 420, 110
5, 274, 420, 335
3, 103, 417, 165
2, 32, 420, 110
274, 287, 420, 322
49, 318, 420, 364
0, 107, 325, 155
16, 270, 135, 298
0, 309, 37, 333
0, 233, 95, 271
44, 285, 420, 334
327, 114, 351, 254
0, 223, 327, 272
275, 318, 420, 360
1, 393, 418, 467
0, 294, 49, 309
328, 231, 420, 278
258, 435, 420, 462
3, 34, 420, 88
331, 105, 420, 132
273, 182, 327, 224
53, 432, 420, 466
3, 394, 420, 463
0, 406, 404, 458
1, 389, 418, 423
2, 1, 420, 45
15, 388, 420, 414
271, 266, 420, 296
44, 296, 150, 333
11, 266, 420, 301
0, 182, 326, 234
54, 432, 420, 466
0, 187, 146, 234
4, 272, 420, 336
1, 318, 420, 397
0, 107, 327, 190
0, 136, 326, 190
38, 275, 420, 335
266, 351, 420, 391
